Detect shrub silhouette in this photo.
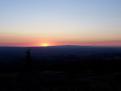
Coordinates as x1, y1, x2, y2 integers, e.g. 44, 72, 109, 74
16, 48, 32, 90
24, 48, 32, 72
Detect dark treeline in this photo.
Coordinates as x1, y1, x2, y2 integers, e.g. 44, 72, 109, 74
0, 46, 121, 91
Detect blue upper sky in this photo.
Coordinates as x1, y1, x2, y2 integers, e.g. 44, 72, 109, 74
0, 0, 121, 46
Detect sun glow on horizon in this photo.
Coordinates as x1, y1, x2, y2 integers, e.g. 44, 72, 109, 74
40, 43, 50, 47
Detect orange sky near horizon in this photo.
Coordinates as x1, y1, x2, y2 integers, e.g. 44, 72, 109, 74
0, 33, 121, 47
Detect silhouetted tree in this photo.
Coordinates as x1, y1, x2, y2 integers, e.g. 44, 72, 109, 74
16, 48, 33, 91
24, 48, 32, 72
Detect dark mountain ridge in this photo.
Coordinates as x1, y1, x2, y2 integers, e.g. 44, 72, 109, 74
0, 46, 121, 90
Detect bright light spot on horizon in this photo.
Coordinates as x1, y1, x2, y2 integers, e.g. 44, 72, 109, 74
40, 43, 50, 47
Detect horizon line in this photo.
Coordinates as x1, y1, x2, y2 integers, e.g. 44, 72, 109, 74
0, 45, 121, 48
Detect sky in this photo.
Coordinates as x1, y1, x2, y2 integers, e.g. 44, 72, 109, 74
0, 0, 121, 46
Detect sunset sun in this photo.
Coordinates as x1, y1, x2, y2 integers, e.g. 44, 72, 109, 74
40, 43, 50, 47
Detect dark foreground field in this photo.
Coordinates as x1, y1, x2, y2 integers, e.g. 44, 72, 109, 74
0, 46, 121, 91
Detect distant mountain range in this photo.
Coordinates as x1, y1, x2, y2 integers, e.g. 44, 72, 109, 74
0, 46, 121, 63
